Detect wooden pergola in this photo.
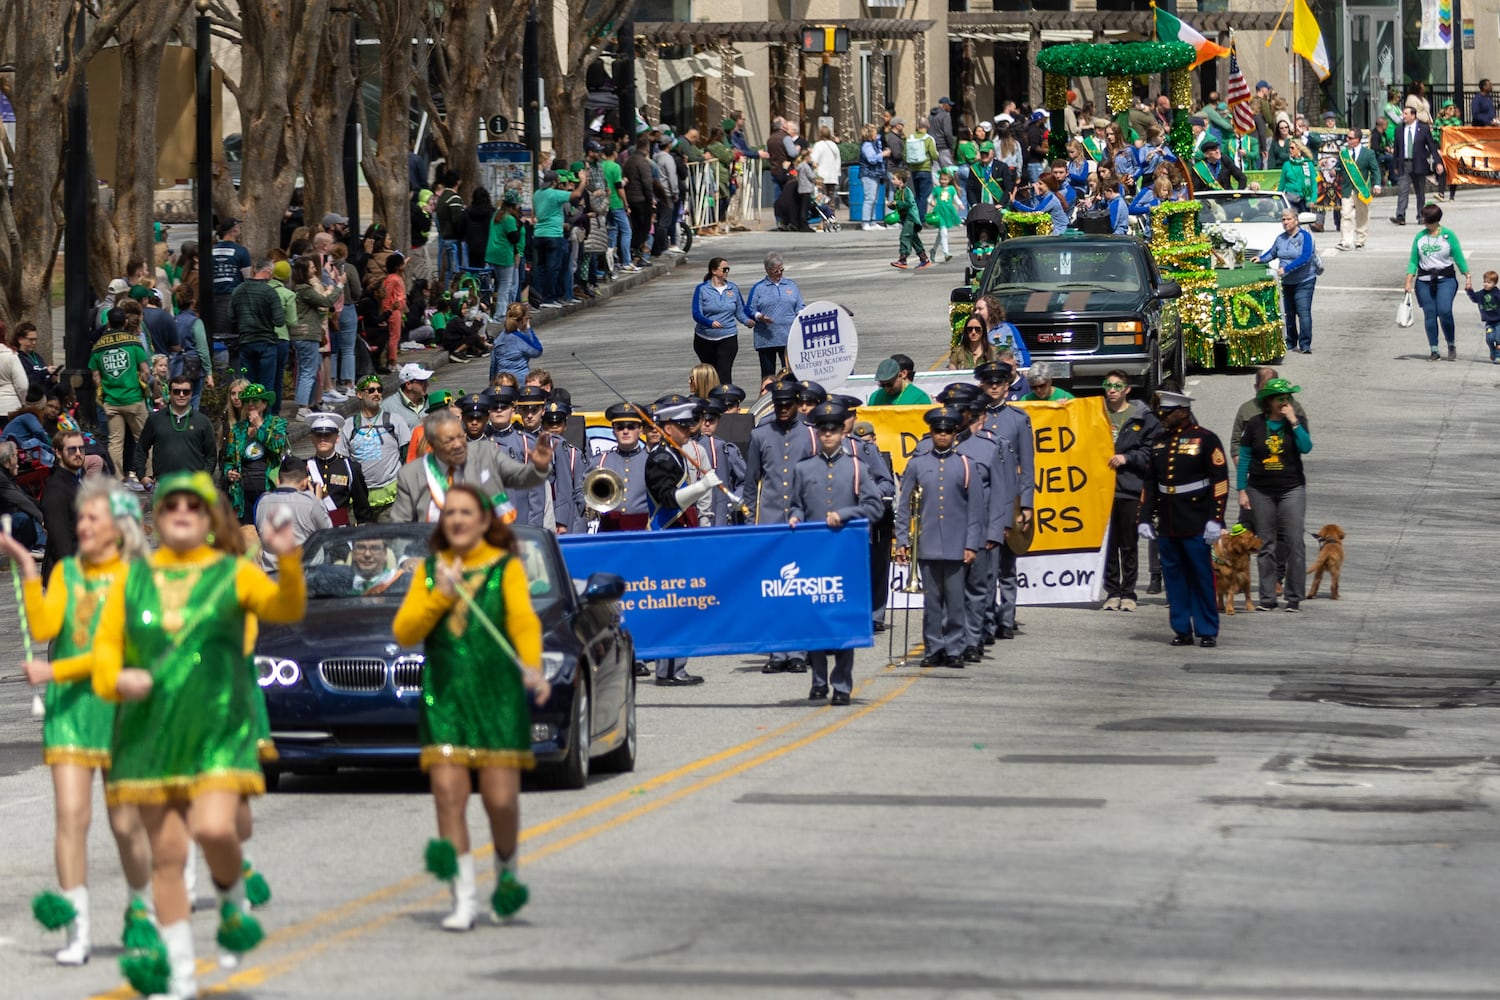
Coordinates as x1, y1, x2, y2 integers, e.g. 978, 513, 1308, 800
633, 19, 936, 135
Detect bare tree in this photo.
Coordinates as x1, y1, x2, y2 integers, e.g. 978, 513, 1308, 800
355, 0, 423, 250
300, 8, 357, 227
539, 0, 643, 165
414, 0, 526, 190
0, 0, 144, 347
204, 0, 331, 256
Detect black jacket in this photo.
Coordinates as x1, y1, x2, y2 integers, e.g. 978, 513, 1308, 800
1392, 121, 1442, 176
1110, 400, 1161, 499
40, 465, 83, 576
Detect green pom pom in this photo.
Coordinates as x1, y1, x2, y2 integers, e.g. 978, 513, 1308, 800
243, 860, 272, 908
31, 890, 77, 931
883, 211, 900, 226
490, 870, 529, 919
120, 942, 171, 996
121, 900, 160, 951
424, 838, 458, 881
216, 900, 264, 954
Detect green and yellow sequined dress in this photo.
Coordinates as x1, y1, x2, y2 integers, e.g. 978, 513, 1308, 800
417, 554, 535, 771
107, 554, 265, 804
41, 559, 118, 768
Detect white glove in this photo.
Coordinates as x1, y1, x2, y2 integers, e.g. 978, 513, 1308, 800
674, 473, 717, 508
1137, 523, 1156, 540
700, 470, 722, 490
1202, 521, 1224, 544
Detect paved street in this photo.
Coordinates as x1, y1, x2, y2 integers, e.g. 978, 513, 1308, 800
6, 195, 1500, 999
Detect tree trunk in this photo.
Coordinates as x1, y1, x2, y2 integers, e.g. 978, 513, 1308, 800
357, 0, 423, 251
301, 12, 356, 226
214, 0, 331, 257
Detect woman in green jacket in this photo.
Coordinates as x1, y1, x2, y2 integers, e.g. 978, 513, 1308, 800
1278, 142, 1319, 213
223, 384, 288, 523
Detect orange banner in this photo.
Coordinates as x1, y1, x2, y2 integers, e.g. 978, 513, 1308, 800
1438, 127, 1500, 185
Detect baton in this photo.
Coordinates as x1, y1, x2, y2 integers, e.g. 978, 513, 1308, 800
570, 351, 753, 518
2, 515, 43, 719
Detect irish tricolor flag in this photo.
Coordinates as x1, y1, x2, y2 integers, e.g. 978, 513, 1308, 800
1153, 3, 1231, 68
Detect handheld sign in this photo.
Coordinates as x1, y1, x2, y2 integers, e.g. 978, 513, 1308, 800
787, 300, 858, 385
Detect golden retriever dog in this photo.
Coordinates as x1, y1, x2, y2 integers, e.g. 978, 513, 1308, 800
1307, 523, 1345, 599
1212, 526, 1263, 615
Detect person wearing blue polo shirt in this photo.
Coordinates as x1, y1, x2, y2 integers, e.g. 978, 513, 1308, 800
744, 252, 805, 379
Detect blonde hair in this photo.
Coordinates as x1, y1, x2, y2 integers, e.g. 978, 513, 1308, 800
74, 478, 149, 561
688, 363, 719, 399
503, 302, 530, 332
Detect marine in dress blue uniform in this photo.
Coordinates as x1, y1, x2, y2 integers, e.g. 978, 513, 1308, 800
975, 361, 1035, 640
541, 399, 590, 535
895, 406, 986, 667
745, 379, 817, 672
787, 403, 884, 704
1136, 391, 1230, 647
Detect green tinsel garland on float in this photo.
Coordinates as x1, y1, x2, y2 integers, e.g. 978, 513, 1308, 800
1170, 269, 1220, 367
1156, 243, 1213, 272
1035, 41, 1196, 77
1149, 199, 1203, 244
1003, 211, 1052, 238
1169, 70, 1195, 162
1216, 277, 1285, 366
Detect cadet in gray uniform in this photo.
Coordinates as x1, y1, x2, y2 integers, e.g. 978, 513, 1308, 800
787, 402, 884, 705
895, 406, 986, 667
541, 399, 590, 534
834, 393, 896, 632
746, 378, 817, 672
938, 384, 999, 663
597, 402, 652, 531
695, 397, 746, 526
976, 360, 1035, 640
485, 385, 540, 525
511, 384, 554, 529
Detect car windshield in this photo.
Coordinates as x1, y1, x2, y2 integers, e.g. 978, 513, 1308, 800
1198, 195, 1286, 225
301, 525, 559, 606
981, 243, 1147, 314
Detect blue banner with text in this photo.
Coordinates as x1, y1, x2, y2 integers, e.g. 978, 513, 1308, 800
559, 523, 873, 659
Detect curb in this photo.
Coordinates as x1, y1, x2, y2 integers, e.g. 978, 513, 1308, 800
283, 253, 689, 450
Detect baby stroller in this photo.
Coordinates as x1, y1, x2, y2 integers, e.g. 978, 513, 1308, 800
965, 203, 1004, 272
809, 188, 842, 233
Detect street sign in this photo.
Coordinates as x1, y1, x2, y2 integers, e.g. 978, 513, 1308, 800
487, 115, 510, 135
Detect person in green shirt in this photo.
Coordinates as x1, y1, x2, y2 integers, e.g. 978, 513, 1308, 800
600, 147, 633, 273
1019, 362, 1075, 401
1278, 142, 1319, 214
867, 357, 933, 406
531, 170, 583, 308
88, 307, 153, 482
486, 190, 523, 306
1434, 100, 1463, 201
269, 259, 297, 412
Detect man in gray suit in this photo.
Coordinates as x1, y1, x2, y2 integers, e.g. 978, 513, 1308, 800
390, 410, 552, 523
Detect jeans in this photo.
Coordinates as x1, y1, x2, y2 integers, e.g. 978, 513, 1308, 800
1026, 161, 1045, 185
8, 509, 44, 550
292, 339, 322, 405
535, 236, 567, 304
1486, 323, 1500, 362
493, 260, 518, 306
652, 197, 676, 256
335, 304, 358, 382
239, 340, 279, 403
911, 170, 934, 225
862, 174, 882, 224
608, 208, 632, 265
1247, 483, 1306, 606
439, 239, 468, 284
1282, 278, 1315, 352
1414, 276, 1458, 350
692, 334, 738, 385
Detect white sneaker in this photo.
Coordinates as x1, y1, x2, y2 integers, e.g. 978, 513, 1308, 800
124, 474, 146, 493
621, 264, 641, 273
297, 407, 313, 421
667, 246, 686, 255
322, 388, 347, 402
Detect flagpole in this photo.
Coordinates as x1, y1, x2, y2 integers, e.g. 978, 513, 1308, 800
1266, 0, 1294, 45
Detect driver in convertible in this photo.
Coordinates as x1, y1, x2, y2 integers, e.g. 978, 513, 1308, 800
349, 538, 416, 595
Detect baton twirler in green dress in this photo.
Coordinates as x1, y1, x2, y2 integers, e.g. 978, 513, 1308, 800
91, 545, 306, 806
393, 544, 543, 771
25, 556, 126, 768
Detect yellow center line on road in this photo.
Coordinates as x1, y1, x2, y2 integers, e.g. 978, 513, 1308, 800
199, 665, 927, 997
86, 656, 924, 1000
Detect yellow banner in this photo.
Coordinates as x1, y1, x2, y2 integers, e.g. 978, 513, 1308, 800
1438, 126, 1500, 186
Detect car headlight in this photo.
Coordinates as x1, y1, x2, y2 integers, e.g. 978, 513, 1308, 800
541, 652, 566, 682
1103, 321, 1143, 333
254, 655, 302, 688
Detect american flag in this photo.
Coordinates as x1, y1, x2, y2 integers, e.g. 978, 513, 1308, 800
1226, 49, 1256, 135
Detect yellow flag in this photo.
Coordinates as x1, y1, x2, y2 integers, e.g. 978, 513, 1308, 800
1292, 0, 1331, 81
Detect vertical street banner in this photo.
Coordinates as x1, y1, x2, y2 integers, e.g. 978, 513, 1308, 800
1013, 398, 1116, 604
559, 522, 873, 659
1419, 0, 1453, 49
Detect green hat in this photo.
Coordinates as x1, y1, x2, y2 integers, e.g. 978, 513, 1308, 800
356, 374, 383, 391
426, 389, 457, 413
721, 117, 736, 132
272, 259, 292, 282
418, 188, 435, 204
238, 383, 275, 403
128, 284, 152, 301
1256, 377, 1301, 401
569, 161, 585, 174
979, 141, 994, 152
153, 470, 218, 511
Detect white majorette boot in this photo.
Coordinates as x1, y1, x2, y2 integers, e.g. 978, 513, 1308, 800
55, 886, 90, 965
151, 919, 197, 1000
441, 853, 477, 931
183, 841, 199, 905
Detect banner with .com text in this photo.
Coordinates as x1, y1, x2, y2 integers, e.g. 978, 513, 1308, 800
1438, 127, 1500, 186
558, 522, 874, 660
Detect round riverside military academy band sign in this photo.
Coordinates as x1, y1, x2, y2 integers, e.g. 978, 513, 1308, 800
787, 301, 859, 384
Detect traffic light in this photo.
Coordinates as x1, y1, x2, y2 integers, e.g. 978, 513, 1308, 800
800, 25, 849, 53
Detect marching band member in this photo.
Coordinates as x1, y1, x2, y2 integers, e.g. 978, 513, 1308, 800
694, 396, 746, 527
833, 394, 896, 634
541, 399, 591, 535
393, 483, 550, 931
9, 481, 152, 966
596, 402, 652, 532
787, 402, 883, 704
976, 361, 1035, 641
938, 384, 1001, 663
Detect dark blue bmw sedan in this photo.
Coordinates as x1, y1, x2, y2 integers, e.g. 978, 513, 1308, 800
256, 522, 635, 790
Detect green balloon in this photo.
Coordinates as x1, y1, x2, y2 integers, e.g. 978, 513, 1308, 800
883, 211, 900, 226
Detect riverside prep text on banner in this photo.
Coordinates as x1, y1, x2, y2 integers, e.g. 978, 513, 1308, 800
558, 523, 874, 660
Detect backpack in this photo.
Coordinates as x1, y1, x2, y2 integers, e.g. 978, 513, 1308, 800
904, 135, 928, 165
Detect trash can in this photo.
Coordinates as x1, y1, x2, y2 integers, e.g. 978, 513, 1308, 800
847, 165, 887, 222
